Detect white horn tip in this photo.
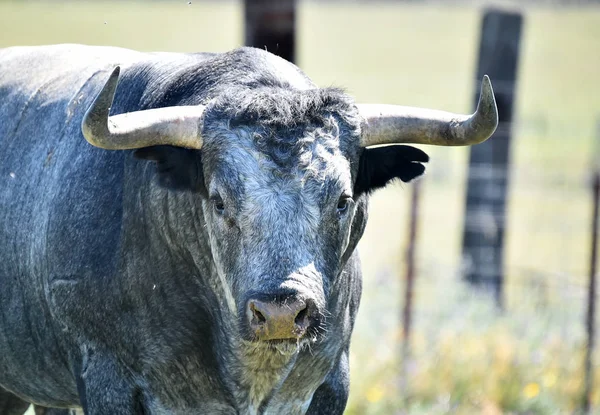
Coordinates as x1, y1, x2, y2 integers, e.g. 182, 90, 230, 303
82, 65, 122, 148
481, 75, 493, 97
479, 75, 498, 119
473, 75, 499, 143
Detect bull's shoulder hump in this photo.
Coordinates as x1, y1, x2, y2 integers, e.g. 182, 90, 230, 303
223, 46, 316, 89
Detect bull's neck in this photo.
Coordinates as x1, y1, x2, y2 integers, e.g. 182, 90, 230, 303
131, 179, 210, 268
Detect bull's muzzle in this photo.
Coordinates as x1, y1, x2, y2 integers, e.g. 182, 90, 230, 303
246, 297, 318, 341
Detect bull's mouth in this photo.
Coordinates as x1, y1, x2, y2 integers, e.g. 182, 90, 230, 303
242, 335, 319, 356
266, 339, 303, 356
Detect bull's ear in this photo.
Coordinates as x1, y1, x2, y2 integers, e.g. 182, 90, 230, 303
354, 145, 428, 196
134, 146, 204, 192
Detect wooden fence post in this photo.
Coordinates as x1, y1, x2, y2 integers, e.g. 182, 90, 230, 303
244, 0, 296, 63
461, 10, 523, 307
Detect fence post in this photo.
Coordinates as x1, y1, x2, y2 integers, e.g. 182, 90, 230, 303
461, 10, 523, 307
244, 0, 296, 63
583, 123, 600, 413
400, 180, 421, 399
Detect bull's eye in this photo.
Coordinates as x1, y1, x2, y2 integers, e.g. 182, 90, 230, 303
211, 196, 225, 215
337, 196, 352, 216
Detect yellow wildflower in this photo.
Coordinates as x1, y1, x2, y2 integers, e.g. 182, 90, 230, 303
365, 385, 384, 403
523, 383, 540, 399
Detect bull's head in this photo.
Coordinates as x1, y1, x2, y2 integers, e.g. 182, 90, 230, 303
82, 66, 497, 351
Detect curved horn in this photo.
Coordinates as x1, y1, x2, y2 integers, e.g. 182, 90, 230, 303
82, 66, 206, 150
358, 75, 498, 147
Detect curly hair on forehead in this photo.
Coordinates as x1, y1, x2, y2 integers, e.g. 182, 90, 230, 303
210, 86, 359, 130
204, 86, 362, 170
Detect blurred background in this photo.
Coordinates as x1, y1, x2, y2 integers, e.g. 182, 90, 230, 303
2, 0, 599, 413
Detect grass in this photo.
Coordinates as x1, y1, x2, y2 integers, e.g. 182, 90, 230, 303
2, 1, 600, 413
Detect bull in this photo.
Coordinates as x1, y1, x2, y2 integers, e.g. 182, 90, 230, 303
0, 44, 497, 414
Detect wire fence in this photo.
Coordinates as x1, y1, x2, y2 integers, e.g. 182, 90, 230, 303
349, 110, 600, 412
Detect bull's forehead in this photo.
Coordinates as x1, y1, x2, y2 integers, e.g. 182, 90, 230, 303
205, 126, 352, 206
201, 85, 362, 198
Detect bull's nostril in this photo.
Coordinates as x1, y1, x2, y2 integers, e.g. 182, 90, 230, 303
249, 302, 266, 325
294, 306, 308, 329
253, 309, 266, 324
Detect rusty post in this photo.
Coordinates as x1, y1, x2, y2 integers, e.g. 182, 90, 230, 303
400, 179, 421, 398
583, 168, 599, 413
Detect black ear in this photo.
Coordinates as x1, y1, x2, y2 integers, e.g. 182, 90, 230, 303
134, 146, 204, 192
354, 145, 428, 197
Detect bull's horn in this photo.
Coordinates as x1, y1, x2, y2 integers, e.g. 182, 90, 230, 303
82, 66, 206, 150
358, 75, 498, 147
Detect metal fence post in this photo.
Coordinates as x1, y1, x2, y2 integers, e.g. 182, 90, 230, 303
461, 10, 523, 308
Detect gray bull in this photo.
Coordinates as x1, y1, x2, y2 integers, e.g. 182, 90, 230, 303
0, 45, 497, 414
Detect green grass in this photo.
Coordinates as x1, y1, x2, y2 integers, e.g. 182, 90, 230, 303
2, 1, 600, 413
